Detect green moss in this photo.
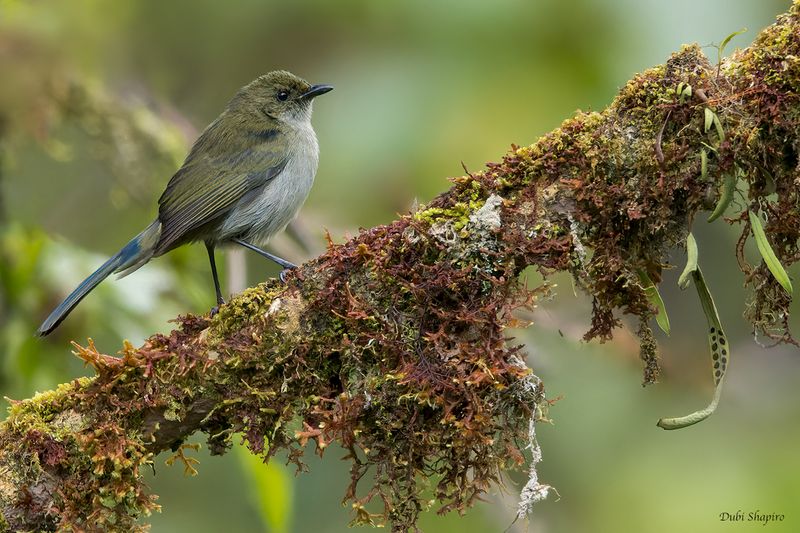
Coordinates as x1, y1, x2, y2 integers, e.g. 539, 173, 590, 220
209, 282, 283, 340
5, 377, 92, 432
414, 200, 480, 231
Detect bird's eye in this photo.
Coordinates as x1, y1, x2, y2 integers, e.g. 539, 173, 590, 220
276, 90, 290, 101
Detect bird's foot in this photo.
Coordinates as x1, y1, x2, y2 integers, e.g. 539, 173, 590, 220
210, 297, 226, 317
279, 266, 297, 284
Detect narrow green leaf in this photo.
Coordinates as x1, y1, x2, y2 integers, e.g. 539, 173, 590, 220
719, 28, 747, 59
749, 211, 793, 294
676, 82, 692, 104
707, 173, 736, 222
658, 268, 728, 429
712, 112, 725, 143
678, 233, 698, 289
704, 107, 714, 133
700, 149, 708, 180
637, 270, 670, 335
700, 141, 718, 153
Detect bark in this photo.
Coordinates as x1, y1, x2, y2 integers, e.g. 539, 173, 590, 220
1, 3, 799, 531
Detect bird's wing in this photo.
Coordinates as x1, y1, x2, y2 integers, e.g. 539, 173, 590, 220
156, 124, 289, 252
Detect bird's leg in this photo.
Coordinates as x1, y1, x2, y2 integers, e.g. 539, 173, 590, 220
232, 238, 297, 283
206, 242, 225, 315
232, 238, 297, 268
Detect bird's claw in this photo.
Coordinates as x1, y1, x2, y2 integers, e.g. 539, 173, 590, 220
279, 267, 296, 284
210, 298, 225, 317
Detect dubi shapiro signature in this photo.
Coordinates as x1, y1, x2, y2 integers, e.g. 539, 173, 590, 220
719, 510, 785, 525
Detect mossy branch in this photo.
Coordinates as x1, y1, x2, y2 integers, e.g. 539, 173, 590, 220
2, 3, 800, 531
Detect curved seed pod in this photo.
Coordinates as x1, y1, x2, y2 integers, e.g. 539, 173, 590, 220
658, 267, 728, 430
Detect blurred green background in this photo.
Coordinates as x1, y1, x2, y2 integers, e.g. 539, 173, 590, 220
1, 1, 798, 532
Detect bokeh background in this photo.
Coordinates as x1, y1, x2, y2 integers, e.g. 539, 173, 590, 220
1, 1, 798, 532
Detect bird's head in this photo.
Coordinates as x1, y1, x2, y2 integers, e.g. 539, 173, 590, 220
230, 70, 333, 128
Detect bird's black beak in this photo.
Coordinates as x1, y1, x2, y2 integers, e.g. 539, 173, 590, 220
300, 84, 333, 99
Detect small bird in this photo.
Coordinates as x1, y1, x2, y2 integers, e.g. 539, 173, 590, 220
37, 70, 332, 336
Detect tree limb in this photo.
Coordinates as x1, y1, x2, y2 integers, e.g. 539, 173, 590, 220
2, 3, 799, 531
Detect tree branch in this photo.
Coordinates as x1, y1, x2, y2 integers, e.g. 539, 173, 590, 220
2, 3, 799, 531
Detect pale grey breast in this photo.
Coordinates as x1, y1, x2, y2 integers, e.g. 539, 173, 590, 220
221, 119, 319, 245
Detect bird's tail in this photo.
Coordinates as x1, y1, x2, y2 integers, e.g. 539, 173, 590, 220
37, 221, 161, 336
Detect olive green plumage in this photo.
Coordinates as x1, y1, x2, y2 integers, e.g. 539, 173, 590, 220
38, 70, 332, 336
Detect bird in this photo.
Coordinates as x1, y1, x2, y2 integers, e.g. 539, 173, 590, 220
37, 70, 332, 336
